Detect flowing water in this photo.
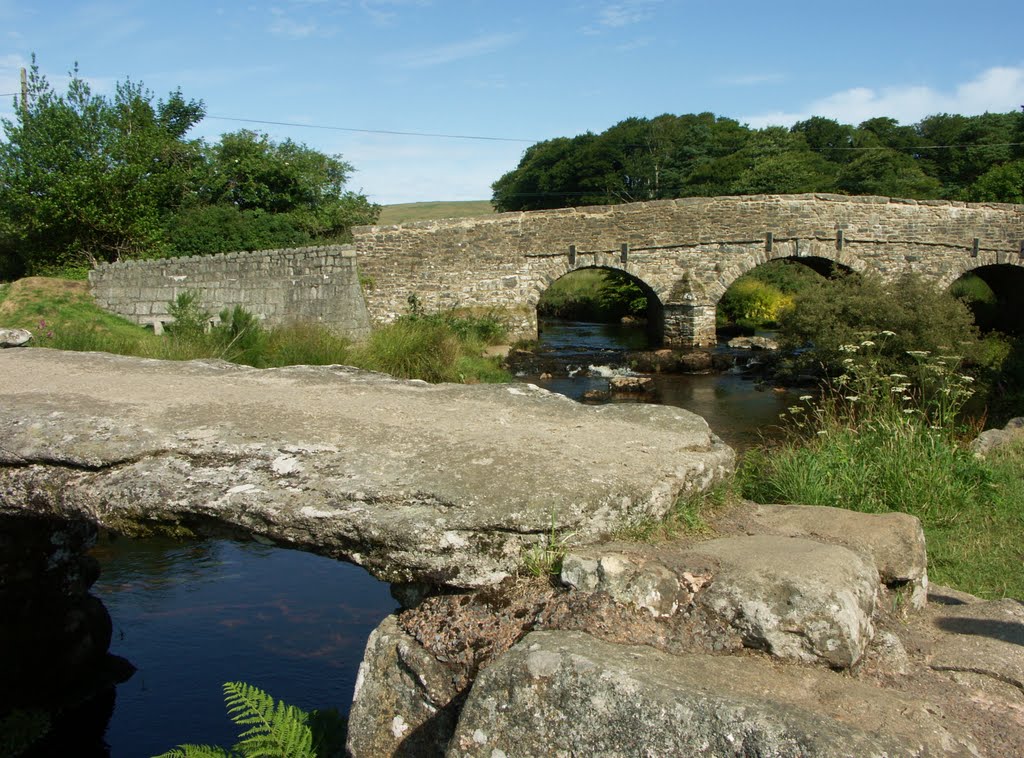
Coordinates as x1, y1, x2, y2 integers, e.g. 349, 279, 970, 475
59, 318, 798, 756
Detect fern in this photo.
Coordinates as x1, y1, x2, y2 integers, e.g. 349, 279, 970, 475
152, 681, 333, 758
153, 746, 235, 758
224, 681, 314, 758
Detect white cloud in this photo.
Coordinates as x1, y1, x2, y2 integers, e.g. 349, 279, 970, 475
583, 0, 661, 35
268, 6, 319, 38
360, 0, 431, 26
743, 65, 1024, 128
380, 32, 519, 69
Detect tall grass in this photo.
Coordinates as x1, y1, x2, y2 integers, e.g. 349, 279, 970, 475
740, 334, 1023, 598
3, 278, 511, 384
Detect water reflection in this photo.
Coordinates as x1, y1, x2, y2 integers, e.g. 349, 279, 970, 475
90, 534, 397, 757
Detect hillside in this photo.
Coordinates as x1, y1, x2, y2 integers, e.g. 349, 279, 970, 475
377, 200, 495, 225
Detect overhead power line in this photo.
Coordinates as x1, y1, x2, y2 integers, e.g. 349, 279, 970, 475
206, 115, 537, 143
207, 114, 1024, 153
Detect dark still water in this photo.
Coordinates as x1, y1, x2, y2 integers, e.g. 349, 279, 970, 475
89, 536, 396, 757
55, 317, 787, 757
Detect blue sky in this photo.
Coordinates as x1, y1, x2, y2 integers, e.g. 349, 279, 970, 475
1, 1, 1022, 204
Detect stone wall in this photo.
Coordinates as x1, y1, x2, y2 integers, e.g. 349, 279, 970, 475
89, 245, 371, 339
353, 194, 1024, 345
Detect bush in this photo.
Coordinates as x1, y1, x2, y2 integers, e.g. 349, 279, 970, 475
718, 278, 793, 328
778, 272, 980, 376
166, 291, 210, 340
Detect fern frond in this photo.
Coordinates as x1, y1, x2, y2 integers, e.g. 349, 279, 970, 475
222, 681, 315, 758
150, 744, 235, 758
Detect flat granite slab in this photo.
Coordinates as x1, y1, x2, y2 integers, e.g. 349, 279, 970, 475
0, 349, 733, 587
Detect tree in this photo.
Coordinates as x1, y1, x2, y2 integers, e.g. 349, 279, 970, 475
192, 129, 380, 244
835, 150, 942, 198
968, 160, 1024, 203
0, 58, 205, 275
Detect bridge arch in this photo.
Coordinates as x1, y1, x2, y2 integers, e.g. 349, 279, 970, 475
945, 261, 1024, 334
937, 255, 1024, 293
533, 264, 666, 343
704, 243, 866, 305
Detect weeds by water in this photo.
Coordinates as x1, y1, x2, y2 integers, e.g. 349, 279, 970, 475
740, 334, 1024, 598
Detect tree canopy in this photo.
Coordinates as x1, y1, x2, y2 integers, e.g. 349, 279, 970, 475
491, 110, 1024, 212
0, 58, 379, 279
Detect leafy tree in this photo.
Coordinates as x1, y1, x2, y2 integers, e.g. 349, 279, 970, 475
0, 58, 205, 275
968, 160, 1024, 203
917, 112, 1020, 195
791, 117, 856, 163
197, 130, 379, 243
835, 150, 942, 198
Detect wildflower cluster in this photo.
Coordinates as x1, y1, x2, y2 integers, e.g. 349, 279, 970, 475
779, 331, 977, 443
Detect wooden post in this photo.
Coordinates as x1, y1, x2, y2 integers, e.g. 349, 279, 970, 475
620, 243, 629, 264
568, 245, 576, 265
971, 238, 980, 258
765, 232, 773, 253
836, 229, 844, 251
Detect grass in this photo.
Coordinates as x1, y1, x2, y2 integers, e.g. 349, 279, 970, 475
0, 277, 511, 384
377, 200, 496, 225
739, 336, 1024, 599
614, 482, 734, 543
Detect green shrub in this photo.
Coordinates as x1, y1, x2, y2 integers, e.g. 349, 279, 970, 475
718, 278, 793, 328
538, 268, 647, 321
778, 272, 980, 376
212, 305, 267, 365
166, 291, 210, 340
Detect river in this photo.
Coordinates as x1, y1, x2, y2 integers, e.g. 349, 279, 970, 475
53, 320, 799, 756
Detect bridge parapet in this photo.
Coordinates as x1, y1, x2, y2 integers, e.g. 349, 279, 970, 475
353, 194, 1024, 346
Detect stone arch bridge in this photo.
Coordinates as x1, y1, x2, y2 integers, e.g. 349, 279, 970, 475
90, 194, 1024, 347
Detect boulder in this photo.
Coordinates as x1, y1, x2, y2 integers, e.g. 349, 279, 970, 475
712, 502, 929, 607
347, 615, 461, 758
607, 375, 654, 394
0, 349, 734, 588
969, 417, 1024, 457
727, 335, 779, 350
928, 598, 1024, 692
560, 551, 706, 618
686, 536, 879, 668
447, 630, 975, 757
0, 328, 32, 348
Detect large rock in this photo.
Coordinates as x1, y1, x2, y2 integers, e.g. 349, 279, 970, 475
0, 349, 733, 588
686, 536, 879, 668
712, 502, 929, 607
347, 615, 461, 758
447, 630, 975, 757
